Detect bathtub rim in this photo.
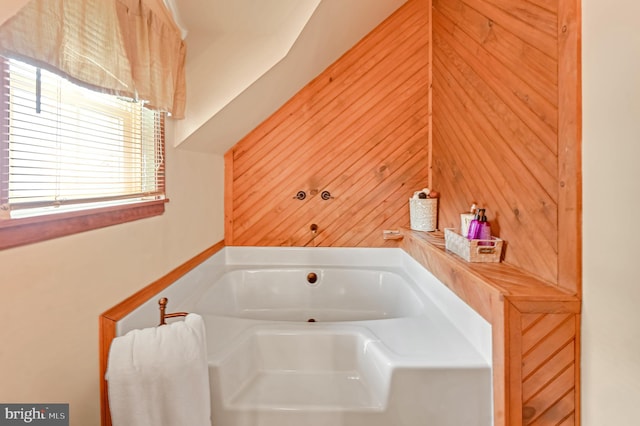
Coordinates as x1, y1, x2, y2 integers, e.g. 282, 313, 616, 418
100, 242, 494, 426
114, 245, 492, 364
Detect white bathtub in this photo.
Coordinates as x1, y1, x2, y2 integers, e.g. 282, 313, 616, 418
117, 247, 493, 426
193, 267, 424, 321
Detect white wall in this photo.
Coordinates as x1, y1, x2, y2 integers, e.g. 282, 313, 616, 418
178, 0, 407, 154
582, 0, 640, 424
0, 0, 29, 26
2, 0, 639, 424
0, 6, 224, 424
0, 120, 224, 426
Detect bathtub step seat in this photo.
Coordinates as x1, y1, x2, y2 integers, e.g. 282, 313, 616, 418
227, 370, 384, 410
208, 322, 493, 426
213, 328, 391, 412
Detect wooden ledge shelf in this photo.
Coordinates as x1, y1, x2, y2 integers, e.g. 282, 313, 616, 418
401, 229, 581, 426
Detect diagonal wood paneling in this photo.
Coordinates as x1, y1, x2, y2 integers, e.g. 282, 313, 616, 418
520, 313, 577, 425
225, 0, 429, 247
432, 0, 561, 284
224, 0, 581, 422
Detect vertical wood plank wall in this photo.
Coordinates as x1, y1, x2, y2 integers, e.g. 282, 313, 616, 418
431, 0, 580, 292
225, 0, 429, 247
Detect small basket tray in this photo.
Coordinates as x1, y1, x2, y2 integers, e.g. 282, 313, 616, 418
444, 228, 503, 263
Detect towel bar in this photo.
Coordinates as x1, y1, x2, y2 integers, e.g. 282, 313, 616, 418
158, 297, 189, 326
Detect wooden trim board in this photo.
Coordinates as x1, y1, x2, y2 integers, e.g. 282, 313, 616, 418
98, 240, 225, 426
402, 230, 580, 425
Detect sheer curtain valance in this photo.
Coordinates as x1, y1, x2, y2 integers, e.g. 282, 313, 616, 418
0, 0, 186, 118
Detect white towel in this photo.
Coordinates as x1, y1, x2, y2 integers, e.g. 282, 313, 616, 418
106, 314, 211, 426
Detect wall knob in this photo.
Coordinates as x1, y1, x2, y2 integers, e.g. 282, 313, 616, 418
320, 190, 333, 200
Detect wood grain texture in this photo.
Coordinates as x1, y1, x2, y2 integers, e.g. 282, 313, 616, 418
0, 200, 166, 250
432, 0, 580, 296
225, 0, 430, 247
556, 0, 582, 296
521, 313, 577, 425
401, 230, 580, 426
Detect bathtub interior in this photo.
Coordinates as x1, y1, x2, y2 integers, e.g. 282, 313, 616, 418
115, 246, 494, 425
192, 267, 425, 321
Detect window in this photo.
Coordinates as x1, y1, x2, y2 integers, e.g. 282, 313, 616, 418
0, 56, 166, 250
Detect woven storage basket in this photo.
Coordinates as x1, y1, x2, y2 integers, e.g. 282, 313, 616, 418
444, 228, 503, 263
409, 198, 438, 231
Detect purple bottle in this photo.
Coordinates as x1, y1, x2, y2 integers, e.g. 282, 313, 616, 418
477, 212, 491, 245
466, 209, 483, 239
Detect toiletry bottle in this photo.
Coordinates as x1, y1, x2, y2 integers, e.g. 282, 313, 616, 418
477, 211, 491, 244
460, 203, 477, 236
467, 209, 483, 239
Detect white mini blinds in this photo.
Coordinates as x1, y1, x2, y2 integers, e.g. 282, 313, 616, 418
0, 57, 165, 219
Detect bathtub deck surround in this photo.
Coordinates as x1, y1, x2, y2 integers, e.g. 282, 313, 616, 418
100, 235, 579, 425
111, 246, 493, 426
401, 231, 580, 425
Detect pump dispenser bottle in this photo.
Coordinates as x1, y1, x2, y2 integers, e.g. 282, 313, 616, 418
466, 209, 483, 239
477, 211, 491, 244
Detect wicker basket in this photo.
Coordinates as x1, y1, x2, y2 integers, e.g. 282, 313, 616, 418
444, 228, 503, 263
409, 198, 438, 231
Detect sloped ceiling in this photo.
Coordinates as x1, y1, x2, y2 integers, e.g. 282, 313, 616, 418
171, 0, 408, 154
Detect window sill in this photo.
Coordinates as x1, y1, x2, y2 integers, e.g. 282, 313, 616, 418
0, 199, 168, 251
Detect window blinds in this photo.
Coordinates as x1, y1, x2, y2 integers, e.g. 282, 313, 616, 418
0, 57, 165, 219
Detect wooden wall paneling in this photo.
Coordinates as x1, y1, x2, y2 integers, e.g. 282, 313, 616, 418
302, 110, 428, 246
224, 150, 234, 244
231, 3, 425, 186
432, 4, 559, 184
402, 229, 582, 425
232, 27, 425, 197
222, 0, 582, 421
432, 2, 558, 155
432, 9, 558, 184
233, 56, 428, 245
494, 300, 508, 425
434, 65, 556, 280
328, 141, 428, 246
521, 313, 576, 424
481, 0, 557, 36
557, 0, 582, 296
507, 302, 523, 424
573, 314, 582, 426
227, 0, 430, 247
456, 0, 558, 57
231, 0, 425, 174
427, 0, 434, 191
438, 0, 558, 105
234, 80, 428, 246
433, 56, 558, 281
231, 32, 425, 228
400, 231, 580, 425
310, 114, 428, 246
431, 0, 567, 285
